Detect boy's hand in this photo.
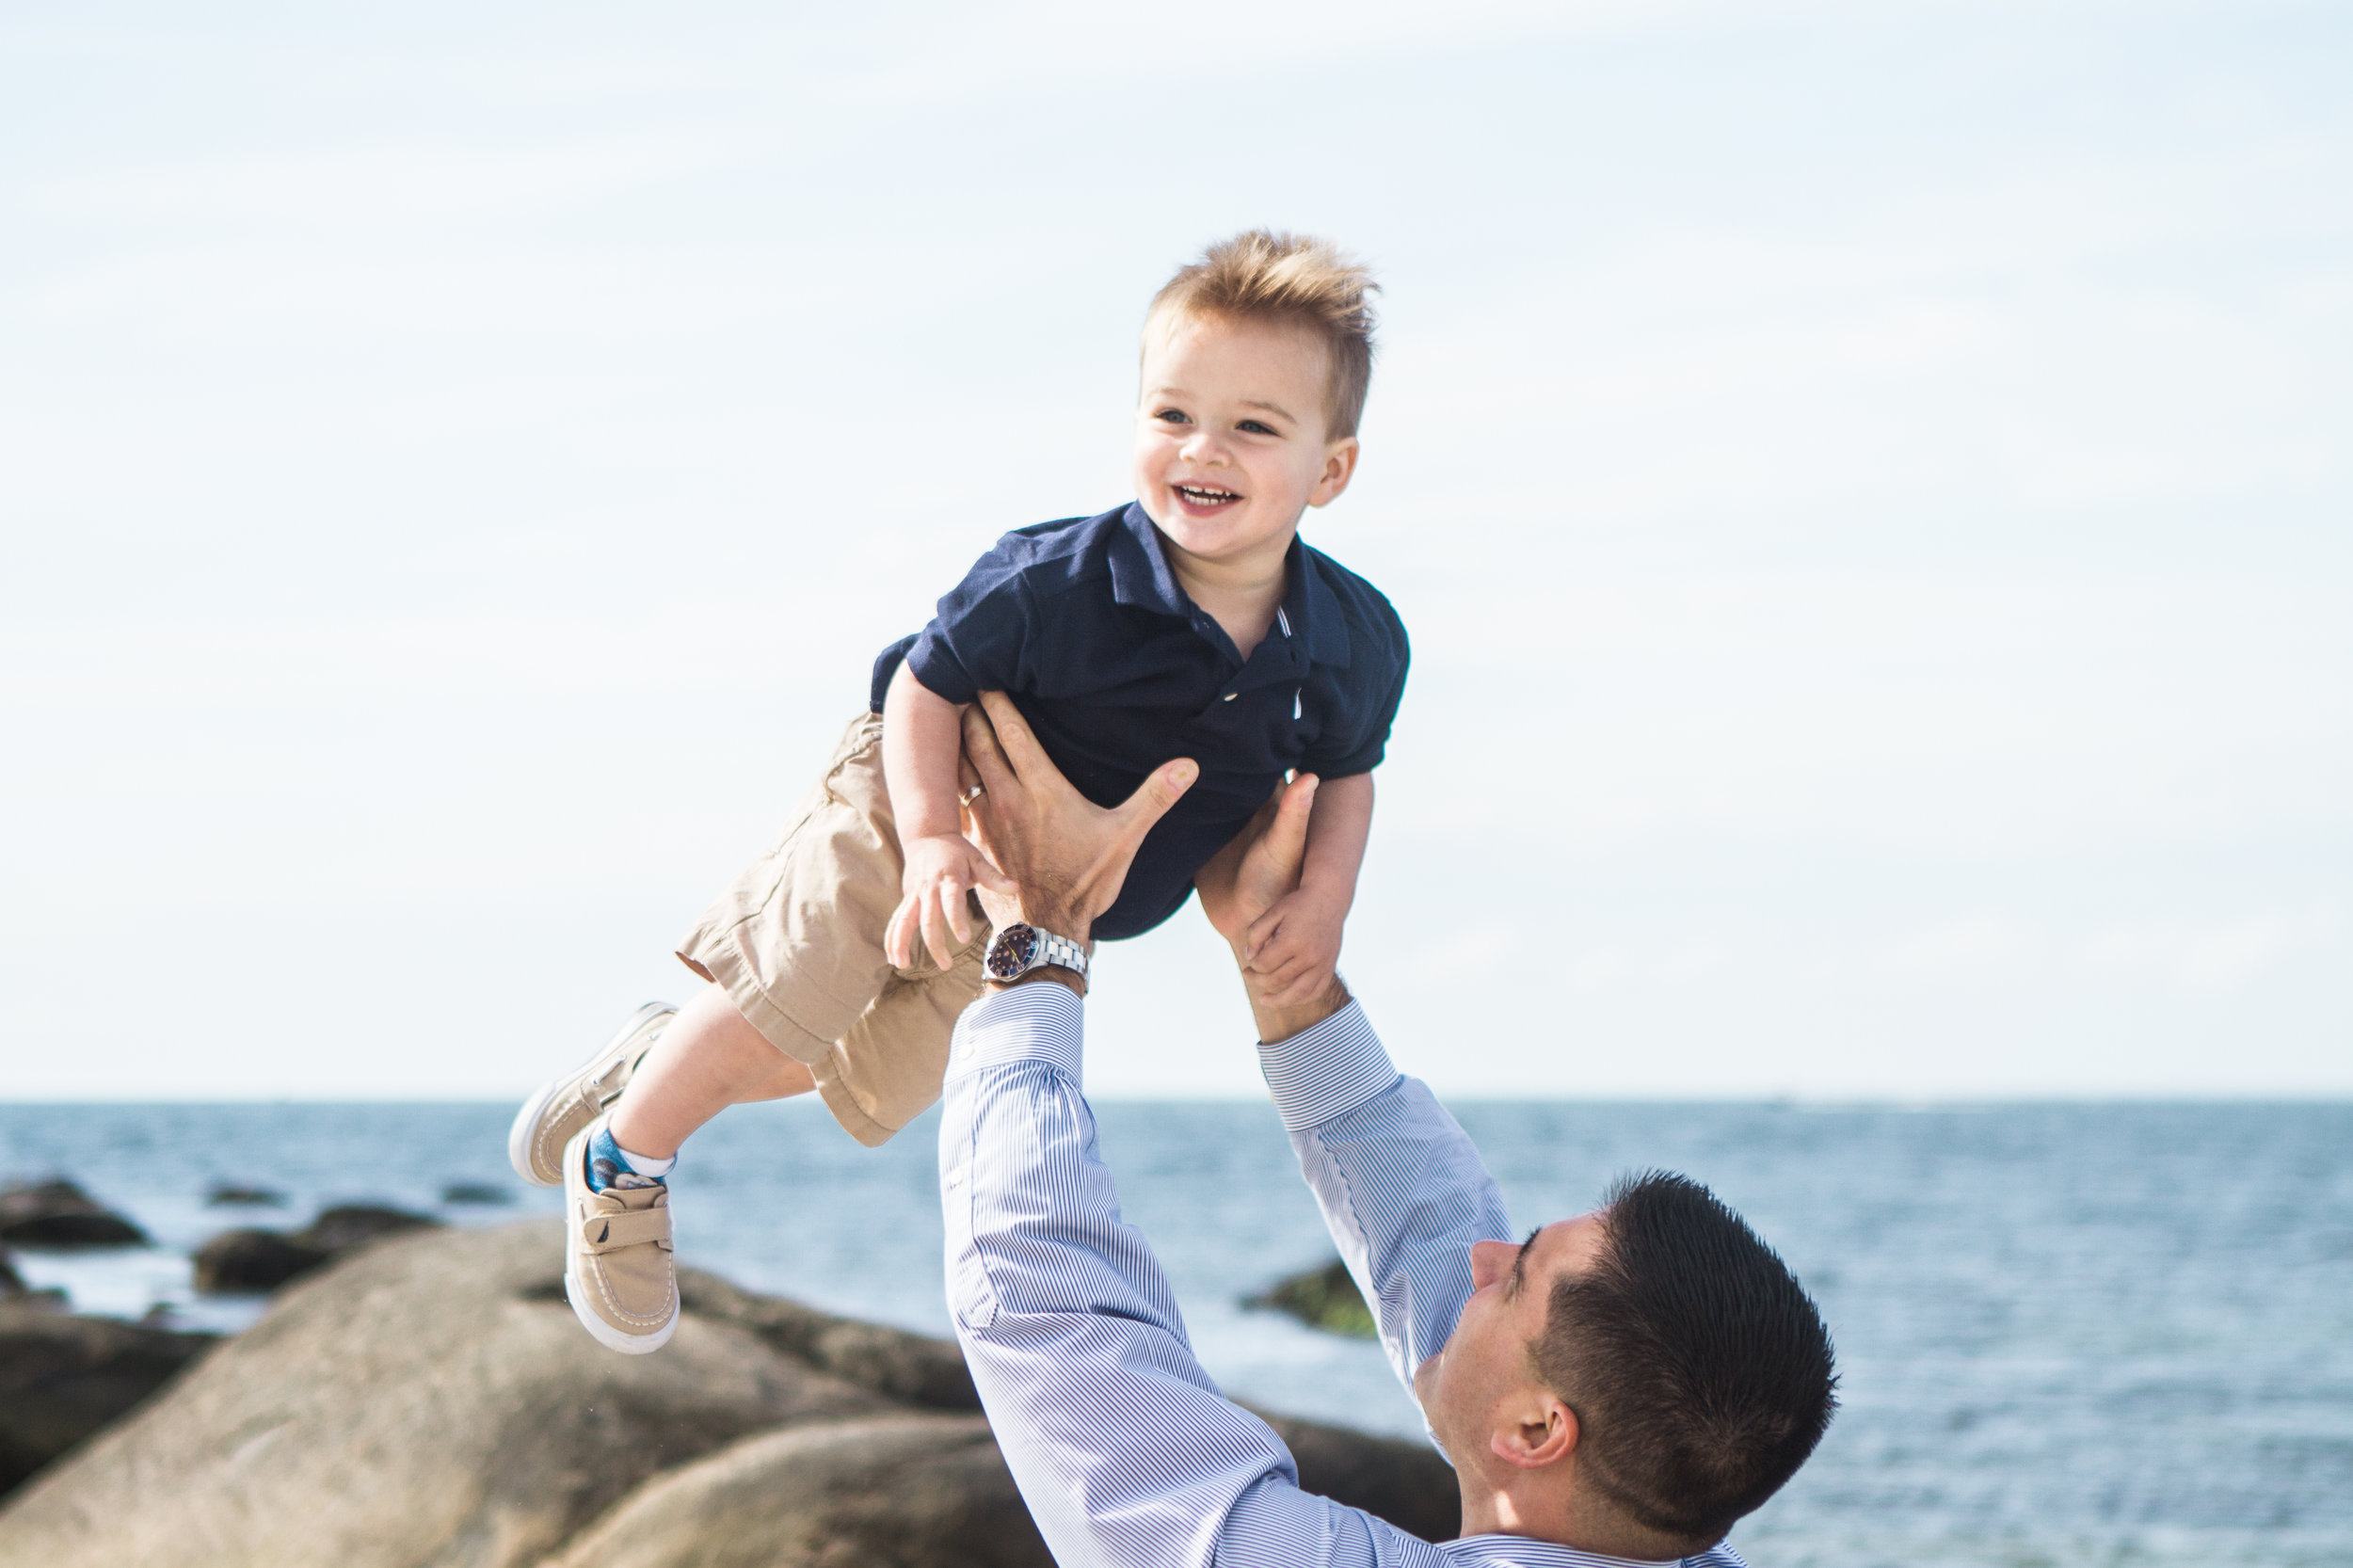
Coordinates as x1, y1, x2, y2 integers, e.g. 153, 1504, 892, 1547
888, 832, 1014, 972
1239, 881, 1349, 1009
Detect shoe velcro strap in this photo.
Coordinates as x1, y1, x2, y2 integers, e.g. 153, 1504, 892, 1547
583, 1208, 673, 1253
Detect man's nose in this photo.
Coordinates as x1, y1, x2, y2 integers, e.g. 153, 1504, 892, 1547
1468, 1239, 1511, 1289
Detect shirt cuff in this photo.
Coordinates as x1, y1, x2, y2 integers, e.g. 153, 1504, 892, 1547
947, 982, 1085, 1087
1256, 1000, 1400, 1133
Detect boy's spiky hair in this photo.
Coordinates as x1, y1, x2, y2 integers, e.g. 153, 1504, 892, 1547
1146, 230, 1380, 439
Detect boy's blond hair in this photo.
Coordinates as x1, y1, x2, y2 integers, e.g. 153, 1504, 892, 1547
1147, 230, 1380, 440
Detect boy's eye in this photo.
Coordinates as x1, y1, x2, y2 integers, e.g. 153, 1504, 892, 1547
1237, 419, 1276, 436
1155, 408, 1191, 424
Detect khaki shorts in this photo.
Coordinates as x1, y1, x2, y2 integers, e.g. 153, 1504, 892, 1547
676, 711, 986, 1147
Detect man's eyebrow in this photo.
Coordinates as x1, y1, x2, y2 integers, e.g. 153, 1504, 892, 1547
1509, 1226, 1540, 1292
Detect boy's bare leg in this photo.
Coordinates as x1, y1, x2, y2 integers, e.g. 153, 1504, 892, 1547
605, 984, 815, 1160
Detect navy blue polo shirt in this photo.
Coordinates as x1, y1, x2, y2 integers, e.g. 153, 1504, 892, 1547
870, 502, 1409, 941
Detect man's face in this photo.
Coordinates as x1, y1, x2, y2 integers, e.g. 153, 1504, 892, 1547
1130, 310, 1357, 575
1417, 1212, 1609, 1466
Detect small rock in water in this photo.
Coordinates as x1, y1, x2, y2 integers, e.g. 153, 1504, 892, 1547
194, 1230, 331, 1294
439, 1182, 512, 1207
0, 1248, 24, 1298
1243, 1258, 1377, 1339
0, 1179, 149, 1249
205, 1183, 288, 1208
301, 1205, 440, 1252
193, 1204, 442, 1294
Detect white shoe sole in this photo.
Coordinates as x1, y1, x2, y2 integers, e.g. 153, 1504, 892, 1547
565, 1269, 678, 1355
506, 1001, 673, 1187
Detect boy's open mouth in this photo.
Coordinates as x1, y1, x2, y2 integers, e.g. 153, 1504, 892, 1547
1175, 484, 1241, 510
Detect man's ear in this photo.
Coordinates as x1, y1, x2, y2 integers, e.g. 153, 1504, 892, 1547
1307, 437, 1360, 507
1490, 1395, 1578, 1471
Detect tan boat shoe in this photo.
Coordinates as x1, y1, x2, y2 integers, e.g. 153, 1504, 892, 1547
562, 1117, 679, 1354
507, 1002, 675, 1188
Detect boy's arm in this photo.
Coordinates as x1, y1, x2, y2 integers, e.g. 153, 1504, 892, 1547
1238, 771, 1373, 1008
882, 661, 1010, 969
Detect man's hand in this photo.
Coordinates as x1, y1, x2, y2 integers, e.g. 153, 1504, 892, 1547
1238, 882, 1347, 1009
1195, 774, 1319, 941
887, 832, 1014, 972
958, 692, 1197, 952
1196, 774, 1352, 1040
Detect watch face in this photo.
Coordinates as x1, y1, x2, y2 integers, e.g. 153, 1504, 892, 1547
984, 922, 1038, 981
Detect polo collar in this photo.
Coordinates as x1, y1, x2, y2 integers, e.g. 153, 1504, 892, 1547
1108, 503, 1191, 618
1109, 502, 1353, 669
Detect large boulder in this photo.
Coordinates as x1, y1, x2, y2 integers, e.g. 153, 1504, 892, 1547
547, 1415, 1050, 1568
0, 1222, 888, 1568
0, 1181, 146, 1249
0, 1220, 1458, 1565
0, 1304, 217, 1498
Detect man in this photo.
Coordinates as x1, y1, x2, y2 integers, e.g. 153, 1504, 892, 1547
942, 692, 1835, 1566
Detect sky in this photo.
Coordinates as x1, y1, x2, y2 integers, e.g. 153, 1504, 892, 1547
2, 1, 2347, 1100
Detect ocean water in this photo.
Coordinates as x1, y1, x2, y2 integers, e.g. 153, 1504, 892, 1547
2, 1098, 2347, 1568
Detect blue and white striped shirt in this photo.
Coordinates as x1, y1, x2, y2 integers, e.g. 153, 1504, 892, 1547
938, 983, 1749, 1568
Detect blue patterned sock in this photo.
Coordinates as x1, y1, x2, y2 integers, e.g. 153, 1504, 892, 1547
584, 1124, 672, 1193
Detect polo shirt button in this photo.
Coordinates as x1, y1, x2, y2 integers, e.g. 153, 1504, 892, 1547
1223, 692, 1237, 701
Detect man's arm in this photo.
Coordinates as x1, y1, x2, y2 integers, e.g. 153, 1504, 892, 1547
944, 696, 1441, 1567
1197, 779, 1513, 1424
942, 988, 1442, 1567
1258, 1004, 1511, 1423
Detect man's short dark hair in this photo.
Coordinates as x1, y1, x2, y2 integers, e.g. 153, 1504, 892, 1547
1530, 1171, 1837, 1553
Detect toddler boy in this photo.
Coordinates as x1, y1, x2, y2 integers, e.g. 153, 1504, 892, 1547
507, 230, 1410, 1352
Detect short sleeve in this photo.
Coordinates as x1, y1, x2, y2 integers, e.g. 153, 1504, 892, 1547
1302, 616, 1409, 778
902, 545, 1037, 705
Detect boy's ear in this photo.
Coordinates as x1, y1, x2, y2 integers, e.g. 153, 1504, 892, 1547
1307, 437, 1360, 509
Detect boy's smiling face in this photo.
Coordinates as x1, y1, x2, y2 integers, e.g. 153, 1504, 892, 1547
1132, 310, 1359, 576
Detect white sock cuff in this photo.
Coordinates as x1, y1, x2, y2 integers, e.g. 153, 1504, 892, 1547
612, 1142, 677, 1178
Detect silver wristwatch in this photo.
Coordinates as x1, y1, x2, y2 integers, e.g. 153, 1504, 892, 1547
984, 921, 1090, 986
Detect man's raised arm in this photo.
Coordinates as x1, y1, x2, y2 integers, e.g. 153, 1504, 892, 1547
1196, 789, 1513, 1430
943, 697, 1445, 1568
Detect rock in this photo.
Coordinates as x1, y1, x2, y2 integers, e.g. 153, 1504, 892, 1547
676, 1269, 979, 1411
0, 1304, 217, 1499
440, 1182, 512, 1206
203, 1184, 286, 1208
296, 1204, 439, 1252
190, 1230, 328, 1294
1255, 1410, 1460, 1544
0, 1182, 147, 1250
546, 1415, 1050, 1568
0, 1252, 24, 1299
0, 1222, 891, 1567
0, 1221, 1458, 1565
191, 1204, 440, 1294
1245, 1256, 1377, 1338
